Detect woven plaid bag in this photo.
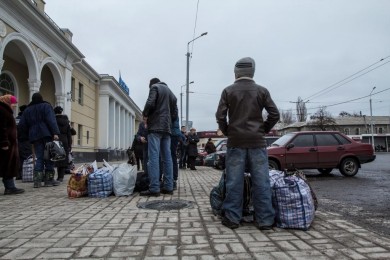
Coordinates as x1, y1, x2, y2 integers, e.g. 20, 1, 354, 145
88, 167, 113, 198
270, 170, 315, 230
22, 155, 34, 182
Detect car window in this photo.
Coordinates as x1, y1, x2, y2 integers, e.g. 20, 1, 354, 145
291, 134, 314, 147
271, 133, 294, 146
334, 133, 352, 144
316, 134, 340, 146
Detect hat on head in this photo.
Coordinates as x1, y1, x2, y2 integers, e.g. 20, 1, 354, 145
149, 78, 160, 87
10, 95, 17, 104
54, 106, 63, 114
234, 57, 255, 78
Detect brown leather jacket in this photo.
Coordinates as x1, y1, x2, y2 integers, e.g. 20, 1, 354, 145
215, 77, 280, 148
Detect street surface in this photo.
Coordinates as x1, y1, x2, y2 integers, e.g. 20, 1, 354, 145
305, 153, 390, 238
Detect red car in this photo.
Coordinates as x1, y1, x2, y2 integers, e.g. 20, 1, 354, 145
267, 131, 376, 177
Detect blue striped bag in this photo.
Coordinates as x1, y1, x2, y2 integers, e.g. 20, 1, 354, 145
269, 170, 315, 230
88, 167, 113, 198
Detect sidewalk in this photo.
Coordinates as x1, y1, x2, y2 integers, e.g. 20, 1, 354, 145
1, 166, 390, 259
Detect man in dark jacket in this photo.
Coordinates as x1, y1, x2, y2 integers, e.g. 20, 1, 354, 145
54, 106, 72, 182
186, 127, 199, 170
141, 78, 178, 196
19, 93, 61, 188
16, 105, 32, 180
216, 57, 280, 230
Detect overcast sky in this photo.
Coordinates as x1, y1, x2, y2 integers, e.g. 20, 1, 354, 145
46, 0, 390, 131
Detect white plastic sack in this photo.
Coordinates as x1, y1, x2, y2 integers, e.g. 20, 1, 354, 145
112, 163, 137, 196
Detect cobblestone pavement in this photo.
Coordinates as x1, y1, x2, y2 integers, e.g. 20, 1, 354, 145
1, 166, 390, 259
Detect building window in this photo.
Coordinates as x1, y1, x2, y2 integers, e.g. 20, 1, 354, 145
0, 73, 15, 96
71, 77, 75, 101
344, 128, 350, 135
355, 128, 360, 135
378, 127, 383, 134
77, 124, 82, 146
78, 83, 84, 105
86, 130, 89, 144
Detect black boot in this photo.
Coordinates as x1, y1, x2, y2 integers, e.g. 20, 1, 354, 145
44, 171, 61, 186
33, 171, 43, 188
57, 168, 65, 182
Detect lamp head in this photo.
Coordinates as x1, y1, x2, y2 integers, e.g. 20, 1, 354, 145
201, 32, 208, 36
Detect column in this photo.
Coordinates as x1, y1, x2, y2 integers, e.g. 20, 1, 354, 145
115, 103, 120, 149
0, 59, 4, 72
98, 95, 110, 148
27, 79, 41, 100
109, 98, 116, 150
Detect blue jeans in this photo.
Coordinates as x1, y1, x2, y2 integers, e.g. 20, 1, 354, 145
222, 147, 274, 226
33, 138, 55, 172
171, 136, 179, 181
147, 133, 173, 192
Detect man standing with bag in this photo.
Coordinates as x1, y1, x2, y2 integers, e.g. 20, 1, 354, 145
19, 93, 61, 188
141, 78, 178, 196
216, 57, 280, 230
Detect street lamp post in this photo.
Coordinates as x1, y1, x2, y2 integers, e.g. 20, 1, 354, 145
185, 32, 207, 131
369, 86, 376, 149
180, 81, 193, 126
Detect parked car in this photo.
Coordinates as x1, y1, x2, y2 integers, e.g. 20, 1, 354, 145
212, 136, 280, 170
202, 139, 227, 167
267, 131, 376, 177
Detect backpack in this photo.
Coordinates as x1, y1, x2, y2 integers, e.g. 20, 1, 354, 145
134, 171, 150, 192
210, 170, 252, 218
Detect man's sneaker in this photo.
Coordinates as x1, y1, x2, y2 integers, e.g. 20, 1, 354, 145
221, 217, 239, 229
139, 190, 160, 197
4, 188, 25, 195
161, 189, 173, 195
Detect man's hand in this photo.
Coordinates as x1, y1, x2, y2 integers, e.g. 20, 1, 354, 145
53, 135, 59, 140
140, 136, 147, 143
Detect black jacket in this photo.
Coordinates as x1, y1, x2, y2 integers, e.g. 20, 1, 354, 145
216, 78, 280, 148
55, 114, 72, 167
187, 133, 199, 157
143, 82, 178, 134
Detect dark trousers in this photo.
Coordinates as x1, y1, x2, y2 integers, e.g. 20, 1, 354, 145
187, 156, 197, 169
171, 136, 179, 181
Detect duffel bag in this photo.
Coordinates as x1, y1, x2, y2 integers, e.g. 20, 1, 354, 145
22, 155, 34, 182
88, 167, 113, 198
269, 170, 316, 230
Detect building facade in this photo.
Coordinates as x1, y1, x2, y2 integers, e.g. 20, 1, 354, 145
0, 0, 142, 162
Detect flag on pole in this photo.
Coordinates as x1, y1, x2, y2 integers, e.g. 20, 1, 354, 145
119, 71, 130, 95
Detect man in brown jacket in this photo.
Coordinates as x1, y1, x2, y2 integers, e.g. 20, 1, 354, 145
216, 57, 280, 230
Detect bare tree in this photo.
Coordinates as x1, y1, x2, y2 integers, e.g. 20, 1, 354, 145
339, 111, 362, 117
309, 106, 338, 131
296, 97, 307, 122
281, 109, 294, 126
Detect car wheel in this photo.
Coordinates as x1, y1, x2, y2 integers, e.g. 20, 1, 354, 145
268, 160, 279, 170
339, 158, 359, 177
317, 168, 333, 174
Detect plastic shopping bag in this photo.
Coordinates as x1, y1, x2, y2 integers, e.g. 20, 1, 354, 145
112, 163, 137, 196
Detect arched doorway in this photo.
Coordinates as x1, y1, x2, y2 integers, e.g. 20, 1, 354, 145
0, 72, 16, 96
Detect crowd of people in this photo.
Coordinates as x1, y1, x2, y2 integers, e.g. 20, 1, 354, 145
0, 92, 74, 194
1, 57, 278, 232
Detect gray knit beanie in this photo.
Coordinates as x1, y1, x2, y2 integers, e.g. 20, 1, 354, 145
234, 57, 255, 78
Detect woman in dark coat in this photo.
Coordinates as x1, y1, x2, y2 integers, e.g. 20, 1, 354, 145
54, 106, 72, 182
0, 95, 24, 195
186, 127, 199, 170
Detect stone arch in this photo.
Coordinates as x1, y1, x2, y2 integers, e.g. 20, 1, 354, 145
0, 32, 40, 83
0, 70, 19, 98
40, 57, 64, 107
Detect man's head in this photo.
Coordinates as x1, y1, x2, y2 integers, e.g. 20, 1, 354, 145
190, 127, 196, 133
234, 57, 255, 78
181, 126, 186, 132
149, 78, 160, 88
32, 92, 43, 103
54, 106, 63, 114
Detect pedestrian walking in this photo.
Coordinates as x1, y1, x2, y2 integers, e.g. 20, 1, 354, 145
170, 116, 181, 189
16, 105, 32, 180
140, 78, 178, 197
18, 93, 61, 188
186, 127, 199, 170
53, 106, 72, 182
0, 94, 25, 195
215, 57, 280, 230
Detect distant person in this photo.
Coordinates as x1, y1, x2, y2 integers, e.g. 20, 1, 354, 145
130, 135, 144, 171
136, 117, 148, 174
16, 105, 32, 180
178, 126, 188, 169
204, 138, 216, 154
186, 127, 199, 170
141, 78, 178, 196
54, 106, 72, 182
215, 57, 280, 230
0, 94, 25, 195
19, 93, 61, 188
